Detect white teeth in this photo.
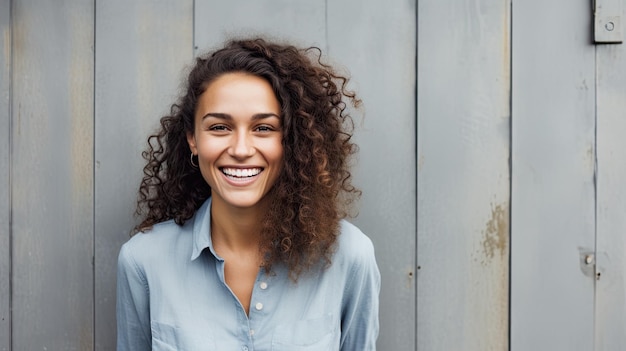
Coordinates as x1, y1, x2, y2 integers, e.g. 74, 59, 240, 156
222, 168, 261, 178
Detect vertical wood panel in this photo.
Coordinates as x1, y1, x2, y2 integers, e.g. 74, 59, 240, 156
94, 1, 193, 349
417, 1, 511, 350
596, 20, 626, 350
0, 1, 11, 349
511, 1, 596, 350
194, 0, 326, 53
11, 0, 94, 349
326, 1, 416, 349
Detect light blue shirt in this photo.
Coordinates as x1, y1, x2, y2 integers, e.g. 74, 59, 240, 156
116, 198, 380, 350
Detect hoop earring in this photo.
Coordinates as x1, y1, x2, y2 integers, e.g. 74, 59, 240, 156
190, 152, 198, 167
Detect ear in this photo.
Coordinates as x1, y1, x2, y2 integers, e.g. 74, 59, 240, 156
187, 131, 197, 154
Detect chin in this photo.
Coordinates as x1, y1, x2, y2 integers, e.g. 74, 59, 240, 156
221, 194, 270, 210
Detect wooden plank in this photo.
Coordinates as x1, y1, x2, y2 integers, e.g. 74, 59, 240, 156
94, 1, 193, 349
595, 32, 626, 350
0, 1, 11, 349
194, 0, 326, 53
11, 0, 94, 349
511, 1, 596, 350
326, 1, 416, 349
417, 1, 511, 350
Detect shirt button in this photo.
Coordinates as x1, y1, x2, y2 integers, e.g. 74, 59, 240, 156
249, 329, 255, 336
255, 302, 263, 311
259, 282, 268, 290
242, 347, 248, 351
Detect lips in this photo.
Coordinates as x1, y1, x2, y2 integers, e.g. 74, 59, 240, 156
221, 167, 263, 179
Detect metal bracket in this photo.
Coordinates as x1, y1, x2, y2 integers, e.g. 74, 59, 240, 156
595, 0, 624, 43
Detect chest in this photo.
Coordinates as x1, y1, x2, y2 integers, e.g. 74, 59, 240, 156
148, 258, 343, 351
222, 254, 261, 314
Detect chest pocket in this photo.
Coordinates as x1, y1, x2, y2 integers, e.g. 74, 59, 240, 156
271, 314, 337, 351
151, 320, 215, 351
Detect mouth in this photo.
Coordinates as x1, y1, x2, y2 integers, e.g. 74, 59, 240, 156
220, 167, 263, 179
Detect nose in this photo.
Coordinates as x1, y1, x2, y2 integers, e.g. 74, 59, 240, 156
228, 130, 254, 159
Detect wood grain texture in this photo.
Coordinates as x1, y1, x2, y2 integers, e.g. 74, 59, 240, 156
326, 0, 417, 349
11, 0, 94, 349
595, 22, 626, 350
94, 1, 193, 349
0, 1, 11, 349
417, 0, 511, 350
511, 0, 596, 350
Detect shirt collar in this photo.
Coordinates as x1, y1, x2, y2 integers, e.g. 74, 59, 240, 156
190, 197, 222, 261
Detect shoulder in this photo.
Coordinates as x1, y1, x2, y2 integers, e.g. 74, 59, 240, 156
123, 219, 186, 251
332, 220, 381, 305
333, 220, 378, 269
336, 220, 376, 257
119, 219, 190, 268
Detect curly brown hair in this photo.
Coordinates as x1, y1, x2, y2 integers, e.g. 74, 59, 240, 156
136, 37, 361, 278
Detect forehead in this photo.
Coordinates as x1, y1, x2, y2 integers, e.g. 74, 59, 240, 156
197, 73, 280, 113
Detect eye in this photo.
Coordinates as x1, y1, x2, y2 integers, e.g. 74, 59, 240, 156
254, 125, 275, 132
208, 124, 229, 132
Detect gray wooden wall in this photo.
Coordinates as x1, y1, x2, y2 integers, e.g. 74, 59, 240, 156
1, 0, 415, 350
1, 0, 626, 350
511, 1, 596, 349
511, 0, 626, 350
417, 0, 511, 349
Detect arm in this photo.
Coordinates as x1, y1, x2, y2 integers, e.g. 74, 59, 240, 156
116, 243, 152, 351
340, 237, 381, 351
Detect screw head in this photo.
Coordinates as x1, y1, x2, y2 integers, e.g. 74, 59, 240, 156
605, 21, 615, 31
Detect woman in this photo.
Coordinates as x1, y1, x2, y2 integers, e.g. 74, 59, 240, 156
117, 37, 380, 351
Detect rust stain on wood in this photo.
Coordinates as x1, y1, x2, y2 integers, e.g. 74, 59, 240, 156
468, 199, 510, 349
481, 202, 509, 263
479, 201, 510, 348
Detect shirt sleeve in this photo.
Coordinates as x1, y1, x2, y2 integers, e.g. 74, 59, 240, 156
116, 243, 152, 351
340, 235, 381, 351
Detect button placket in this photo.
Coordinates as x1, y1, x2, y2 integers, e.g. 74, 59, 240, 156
251, 276, 268, 315
246, 274, 266, 349
253, 281, 268, 314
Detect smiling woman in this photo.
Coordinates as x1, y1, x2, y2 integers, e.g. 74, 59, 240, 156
116, 38, 380, 351
188, 73, 284, 213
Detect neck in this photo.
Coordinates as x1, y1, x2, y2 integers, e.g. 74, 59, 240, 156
210, 196, 267, 252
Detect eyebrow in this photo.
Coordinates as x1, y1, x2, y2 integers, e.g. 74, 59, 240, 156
201, 112, 280, 121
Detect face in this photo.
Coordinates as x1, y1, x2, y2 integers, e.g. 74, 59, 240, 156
187, 73, 283, 211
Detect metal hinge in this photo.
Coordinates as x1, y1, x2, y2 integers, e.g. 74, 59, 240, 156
594, 0, 623, 43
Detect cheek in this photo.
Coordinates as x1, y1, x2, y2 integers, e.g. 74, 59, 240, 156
196, 137, 222, 161
195, 141, 222, 185
197, 157, 220, 189
268, 143, 284, 168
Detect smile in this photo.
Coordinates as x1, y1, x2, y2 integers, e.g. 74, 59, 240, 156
221, 167, 263, 178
